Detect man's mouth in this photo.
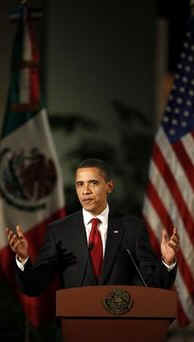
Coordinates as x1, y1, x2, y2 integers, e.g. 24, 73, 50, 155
82, 198, 93, 204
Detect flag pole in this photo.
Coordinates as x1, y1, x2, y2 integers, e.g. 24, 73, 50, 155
18, 1, 31, 337
16, 3, 30, 341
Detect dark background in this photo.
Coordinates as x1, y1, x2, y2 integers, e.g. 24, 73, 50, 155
158, 0, 190, 72
0, 0, 191, 341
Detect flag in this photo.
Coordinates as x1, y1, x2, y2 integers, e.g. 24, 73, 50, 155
143, 11, 194, 326
0, 4, 65, 327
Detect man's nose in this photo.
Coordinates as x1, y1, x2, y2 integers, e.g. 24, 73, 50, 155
82, 183, 91, 194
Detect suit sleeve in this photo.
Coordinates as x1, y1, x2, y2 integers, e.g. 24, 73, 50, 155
15, 227, 58, 296
124, 216, 176, 289
139, 225, 176, 288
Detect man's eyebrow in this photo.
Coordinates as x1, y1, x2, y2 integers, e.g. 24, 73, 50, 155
75, 179, 99, 183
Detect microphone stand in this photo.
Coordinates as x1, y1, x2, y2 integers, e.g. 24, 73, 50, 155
125, 248, 148, 287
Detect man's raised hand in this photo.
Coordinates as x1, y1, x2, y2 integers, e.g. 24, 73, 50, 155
6, 225, 29, 262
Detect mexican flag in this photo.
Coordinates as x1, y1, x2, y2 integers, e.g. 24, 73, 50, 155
0, 4, 65, 327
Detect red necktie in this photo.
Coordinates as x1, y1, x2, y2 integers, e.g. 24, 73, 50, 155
89, 218, 103, 279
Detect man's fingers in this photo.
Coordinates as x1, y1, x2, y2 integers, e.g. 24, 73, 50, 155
162, 227, 179, 250
170, 227, 179, 244
168, 242, 179, 253
171, 227, 178, 239
162, 227, 179, 242
162, 229, 169, 242
6, 227, 12, 237
16, 225, 24, 239
6, 226, 25, 251
6, 226, 24, 239
171, 235, 179, 244
6, 228, 15, 243
9, 233, 20, 248
168, 227, 179, 251
168, 239, 178, 248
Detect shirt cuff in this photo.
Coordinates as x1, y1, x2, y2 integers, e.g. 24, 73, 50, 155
16, 256, 29, 271
162, 259, 176, 271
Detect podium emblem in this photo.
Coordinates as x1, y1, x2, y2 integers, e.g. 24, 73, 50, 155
103, 288, 133, 315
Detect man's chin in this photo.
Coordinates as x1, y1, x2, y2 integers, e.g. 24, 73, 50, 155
82, 205, 104, 216
83, 205, 94, 212
82, 203, 97, 214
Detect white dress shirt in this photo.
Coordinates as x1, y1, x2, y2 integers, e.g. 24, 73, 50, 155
82, 205, 109, 256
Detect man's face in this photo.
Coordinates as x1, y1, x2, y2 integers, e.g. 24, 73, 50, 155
75, 167, 114, 215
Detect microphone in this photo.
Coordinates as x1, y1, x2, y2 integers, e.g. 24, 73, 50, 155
125, 248, 148, 287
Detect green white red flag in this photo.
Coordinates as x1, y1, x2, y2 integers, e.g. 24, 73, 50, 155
0, 3, 65, 326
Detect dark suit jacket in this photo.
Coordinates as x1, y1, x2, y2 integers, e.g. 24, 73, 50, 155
16, 210, 176, 296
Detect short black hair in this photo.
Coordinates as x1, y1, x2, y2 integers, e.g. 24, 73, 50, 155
76, 158, 112, 181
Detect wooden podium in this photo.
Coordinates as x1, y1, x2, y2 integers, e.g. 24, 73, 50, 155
56, 286, 177, 342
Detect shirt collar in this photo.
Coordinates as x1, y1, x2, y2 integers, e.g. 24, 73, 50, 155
82, 204, 109, 225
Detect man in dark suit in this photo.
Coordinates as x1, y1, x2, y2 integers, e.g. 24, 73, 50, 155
7, 158, 179, 295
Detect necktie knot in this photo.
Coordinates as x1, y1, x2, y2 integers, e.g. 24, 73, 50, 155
90, 218, 100, 229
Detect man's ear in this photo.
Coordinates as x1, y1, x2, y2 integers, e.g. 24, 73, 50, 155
107, 180, 114, 194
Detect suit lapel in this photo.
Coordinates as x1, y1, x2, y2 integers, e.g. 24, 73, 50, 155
69, 212, 90, 286
100, 214, 124, 284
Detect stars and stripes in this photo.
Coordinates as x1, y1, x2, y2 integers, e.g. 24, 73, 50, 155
143, 19, 194, 325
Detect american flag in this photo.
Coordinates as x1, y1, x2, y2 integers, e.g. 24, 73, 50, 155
143, 16, 194, 325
